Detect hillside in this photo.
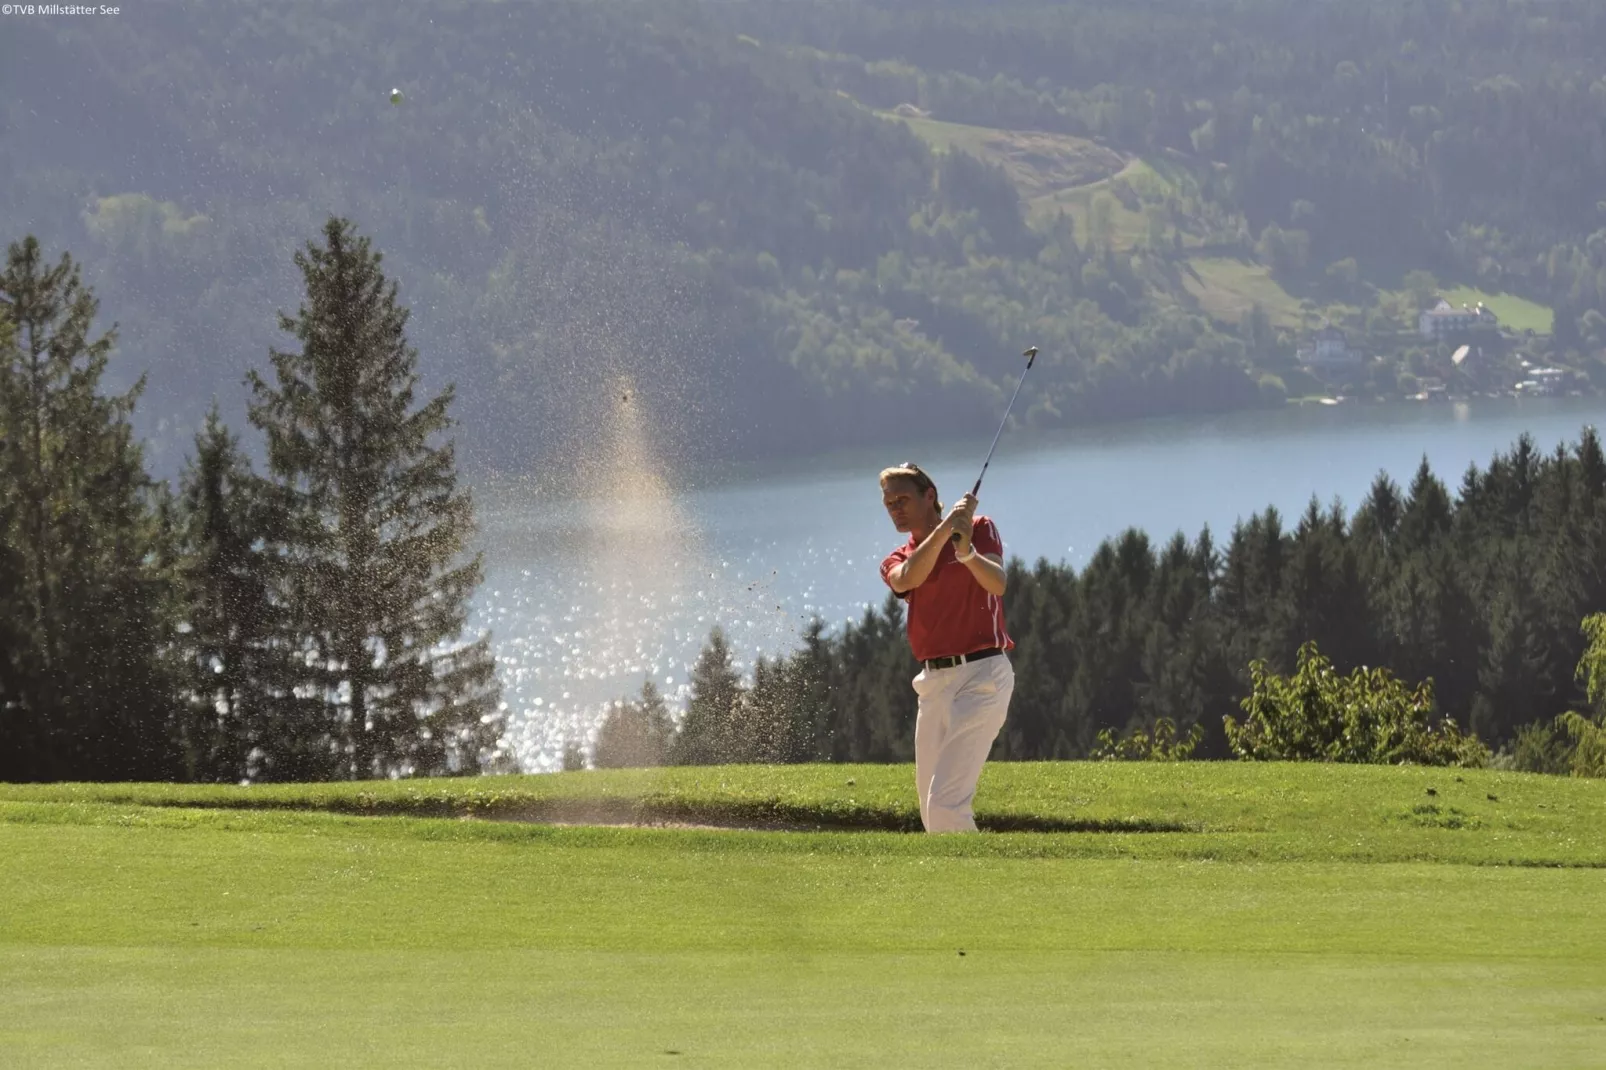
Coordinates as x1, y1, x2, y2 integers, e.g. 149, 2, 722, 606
4, 0, 1605, 475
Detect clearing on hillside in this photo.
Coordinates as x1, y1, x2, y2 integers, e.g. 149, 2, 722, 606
876, 109, 1128, 202
1183, 257, 1305, 328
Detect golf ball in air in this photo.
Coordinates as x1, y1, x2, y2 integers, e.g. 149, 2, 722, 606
390, 88, 404, 104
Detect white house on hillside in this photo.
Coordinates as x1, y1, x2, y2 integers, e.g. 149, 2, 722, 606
1419, 298, 1499, 340
1297, 324, 1362, 374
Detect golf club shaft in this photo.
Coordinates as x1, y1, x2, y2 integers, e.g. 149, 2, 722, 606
953, 348, 1038, 542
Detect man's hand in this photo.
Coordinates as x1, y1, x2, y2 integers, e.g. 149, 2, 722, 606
947, 493, 977, 550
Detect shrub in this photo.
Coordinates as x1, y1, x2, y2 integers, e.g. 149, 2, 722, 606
1558, 711, 1606, 777
1504, 719, 1573, 774
1092, 718, 1204, 761
1493, 615, 1606, 778
1225, 641, 1488, 766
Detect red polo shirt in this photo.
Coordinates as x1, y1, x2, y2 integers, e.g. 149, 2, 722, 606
880, 515, 1014, 663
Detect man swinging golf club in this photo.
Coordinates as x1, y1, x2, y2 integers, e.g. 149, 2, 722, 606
878, 463, 1014, 833
878, 348, 1036, 832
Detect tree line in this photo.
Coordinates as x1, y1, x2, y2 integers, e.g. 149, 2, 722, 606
598, 429, 1606, 775
8, 220, 1605, 786
0, 225, 505, 783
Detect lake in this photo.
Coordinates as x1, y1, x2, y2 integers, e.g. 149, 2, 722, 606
471, 396, 1606, 770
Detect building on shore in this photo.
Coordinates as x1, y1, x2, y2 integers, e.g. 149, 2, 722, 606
1297, 324, 1363, 376
1516, 366, 1567, 396
1419, 298, 1499, 340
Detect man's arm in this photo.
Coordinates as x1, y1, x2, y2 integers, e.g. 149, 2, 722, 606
954, 514, 1006, 596
885, 517, 956, 593
957, 549, 1006, 596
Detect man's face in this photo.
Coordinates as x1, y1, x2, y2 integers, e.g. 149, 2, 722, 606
882, 477, 935, 534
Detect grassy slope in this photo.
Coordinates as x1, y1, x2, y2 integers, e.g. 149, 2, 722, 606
1183, 257, 1306, 328
4, 764, 1605, 1067
877, 110, 1312, 331
1026, 157, 1155, 240
876, 109, 1564, 346
873, 110, 1128, 202
1440, 286, 1555, 334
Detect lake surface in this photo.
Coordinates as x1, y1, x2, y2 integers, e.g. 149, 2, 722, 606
471, 397, 1606, 770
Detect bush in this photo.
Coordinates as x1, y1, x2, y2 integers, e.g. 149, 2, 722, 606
1494, 615, 1606, 778
1225, 641, 1489, 766
1559, 711, 1606, 777
1092, 718, 1204, 761
1504, 719, 1574, 774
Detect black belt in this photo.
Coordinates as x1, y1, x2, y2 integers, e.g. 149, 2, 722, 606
923, 647, 1003, 672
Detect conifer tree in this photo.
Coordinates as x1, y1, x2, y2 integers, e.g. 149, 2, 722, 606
594, 678, 674, 769
0, 319, 31, 767
175, 405, 276, 781
0, 236, 177, 781
741, 633, 835, 764
670, 627, 743, 766
741, 655, 793, 764
246, 217, 502, 780
780, 618, 837, 762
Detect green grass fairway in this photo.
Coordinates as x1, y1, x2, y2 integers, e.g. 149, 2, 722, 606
1439, 287, 1555, 334
4, 764, 1605, 1067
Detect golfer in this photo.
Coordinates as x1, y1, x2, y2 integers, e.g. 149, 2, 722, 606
878, 462, 1014, 833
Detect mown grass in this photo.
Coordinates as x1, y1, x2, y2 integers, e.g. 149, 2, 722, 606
4, 764, 1605, 1067
3, 762, 1604, 865
1439, 286, 1555, 334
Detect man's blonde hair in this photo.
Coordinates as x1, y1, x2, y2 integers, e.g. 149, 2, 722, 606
879, 461, 941, 514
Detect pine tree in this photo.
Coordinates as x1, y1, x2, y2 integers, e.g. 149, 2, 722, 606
741, 655, 792, 764
1472, 550, 1552, 741
175, 406, 276, 782
0, 325, 31, 765
780, 618, 836, 762
1576, 427, 1606, 504
860, 593, 921, 762
594, 678, 674, 769
822, 595, 917, 763
670, 627, 743, 766
246, 217, 502, 780
0, 236, 178, 781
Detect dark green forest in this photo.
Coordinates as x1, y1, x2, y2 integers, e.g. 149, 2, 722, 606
5, 0, 1606, 475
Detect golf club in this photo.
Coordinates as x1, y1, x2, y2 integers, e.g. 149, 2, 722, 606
953, 345, 1038, 543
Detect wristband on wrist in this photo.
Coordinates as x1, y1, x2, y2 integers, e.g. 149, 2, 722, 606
955, 545, 977, 562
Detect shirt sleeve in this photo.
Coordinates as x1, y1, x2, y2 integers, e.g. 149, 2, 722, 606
880, 548, 912, 600
972, 516, 1003, 559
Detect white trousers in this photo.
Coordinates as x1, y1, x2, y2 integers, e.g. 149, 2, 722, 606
911, 654, 1014, 833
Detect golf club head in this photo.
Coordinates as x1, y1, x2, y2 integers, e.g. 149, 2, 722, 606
1023, 345, 1038, 368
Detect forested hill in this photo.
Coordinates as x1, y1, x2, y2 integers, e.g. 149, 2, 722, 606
5, 0, 1606, 475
